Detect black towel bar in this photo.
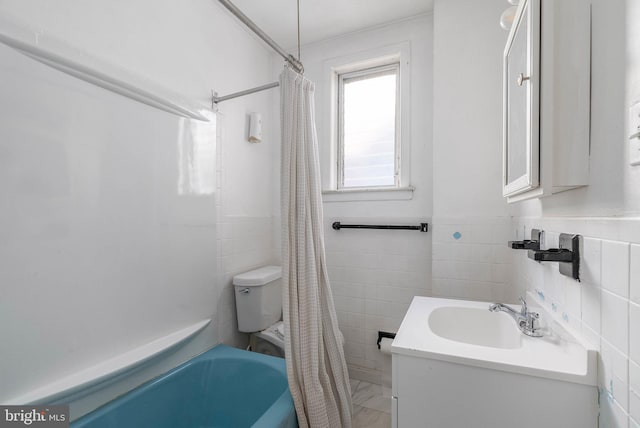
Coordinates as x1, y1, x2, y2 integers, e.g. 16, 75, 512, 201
331, 222, 428, 232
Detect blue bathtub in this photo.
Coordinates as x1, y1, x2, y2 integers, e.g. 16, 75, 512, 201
71, 345, 297, 428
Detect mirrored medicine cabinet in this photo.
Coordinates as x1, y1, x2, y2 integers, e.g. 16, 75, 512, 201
502, 0, 591, 202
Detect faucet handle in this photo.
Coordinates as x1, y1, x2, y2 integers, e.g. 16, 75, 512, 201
524, 310, 540, 330
519, 297, 528, 314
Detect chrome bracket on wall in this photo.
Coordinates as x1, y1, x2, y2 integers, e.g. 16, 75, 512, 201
528, 233, 581, 281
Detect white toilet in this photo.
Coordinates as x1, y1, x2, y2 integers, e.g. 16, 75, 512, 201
233, 265, 285, 358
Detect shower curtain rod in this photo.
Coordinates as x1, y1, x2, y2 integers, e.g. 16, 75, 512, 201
213, 81, 279, 104
217, 0, 303, 73
213, 0, 303, 105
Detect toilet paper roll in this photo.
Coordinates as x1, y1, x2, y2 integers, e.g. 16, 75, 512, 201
379, 337, 393, 355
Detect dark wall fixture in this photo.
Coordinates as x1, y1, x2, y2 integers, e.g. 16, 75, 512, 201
528, 234, 581, 281
508, 229, 581, 281
509, 229, 542, 250
377, 331, 396, 349
332, 222, 429, 233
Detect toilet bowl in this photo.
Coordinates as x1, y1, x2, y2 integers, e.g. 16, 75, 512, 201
250, 321, 285, 358
233, 266, 285, 357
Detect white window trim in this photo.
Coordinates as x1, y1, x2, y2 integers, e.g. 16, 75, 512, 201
321, 42, 412, 202
322, 186, 414, 202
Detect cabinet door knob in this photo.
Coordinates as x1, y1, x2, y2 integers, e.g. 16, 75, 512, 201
517, 73, 530, 86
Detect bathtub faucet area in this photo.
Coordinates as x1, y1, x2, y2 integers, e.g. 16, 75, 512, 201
489, 298, 542, 337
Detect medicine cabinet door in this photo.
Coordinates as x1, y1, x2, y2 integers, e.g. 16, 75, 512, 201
502, 0, 540, 197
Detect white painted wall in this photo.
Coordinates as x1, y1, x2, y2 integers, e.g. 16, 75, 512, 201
0, 0, 276, 419
270, 15, 433, 386
433, 0, 510, 219
431, 0, 639, 220
431, 0, 516, 303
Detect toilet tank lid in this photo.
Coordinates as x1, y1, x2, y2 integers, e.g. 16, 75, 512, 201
233, 266, 282, 286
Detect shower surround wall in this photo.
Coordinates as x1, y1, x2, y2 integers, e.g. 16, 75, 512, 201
0, 0, 276, 419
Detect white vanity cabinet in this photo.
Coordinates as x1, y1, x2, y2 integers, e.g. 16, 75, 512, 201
503, 0, 591, 202
392, 355, 597, 428
391, 297, 599, 428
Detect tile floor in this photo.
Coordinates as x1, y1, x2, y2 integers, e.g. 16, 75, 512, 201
351, 379, 392, 428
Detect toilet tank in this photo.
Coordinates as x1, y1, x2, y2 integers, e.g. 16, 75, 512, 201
233, 266, 282, 333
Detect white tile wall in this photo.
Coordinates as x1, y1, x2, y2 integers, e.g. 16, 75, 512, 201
601, 398, 631, 428
432, 216, 516, 302
214, 114, 278, 348
582, 281, 602, 335
631, 303, 640, 365
216, 216, 276, 348
631, 245, 640, 305
631, 361, 640, 423
602, 290, 630, 355
601, 339, 630, 412
582, 238, 603, 287
324, 217, 431, 386
514, 218, 640, 428
602, 240, 631, 298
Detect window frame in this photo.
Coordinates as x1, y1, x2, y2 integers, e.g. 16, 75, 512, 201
321, 42, 413, 202
336, 62, 401, 190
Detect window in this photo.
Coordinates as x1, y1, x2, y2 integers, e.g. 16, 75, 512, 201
337, 63, 400, 189
321, 44, 412, 201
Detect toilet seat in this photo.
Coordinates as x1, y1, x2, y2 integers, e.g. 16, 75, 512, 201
255, 321, 285, 349
250, 321, 285, 358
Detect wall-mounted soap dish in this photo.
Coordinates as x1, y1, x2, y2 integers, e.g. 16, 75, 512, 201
509, 229, 543, 250
528, 233, 581, 281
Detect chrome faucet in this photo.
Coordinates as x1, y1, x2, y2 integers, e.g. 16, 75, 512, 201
489, 298, 543, 337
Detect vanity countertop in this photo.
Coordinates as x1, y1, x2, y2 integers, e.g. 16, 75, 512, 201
392, 295, 598, 386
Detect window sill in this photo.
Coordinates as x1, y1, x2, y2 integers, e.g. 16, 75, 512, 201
322, 186, 414, 202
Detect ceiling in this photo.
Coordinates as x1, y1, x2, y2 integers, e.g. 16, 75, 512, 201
228, 0, 433, 50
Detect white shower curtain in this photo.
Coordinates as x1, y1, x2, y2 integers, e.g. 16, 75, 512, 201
280, 67, 353, 428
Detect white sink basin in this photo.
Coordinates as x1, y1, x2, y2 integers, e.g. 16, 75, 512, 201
392, 295, 598, 386
428, 306, 522, 349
